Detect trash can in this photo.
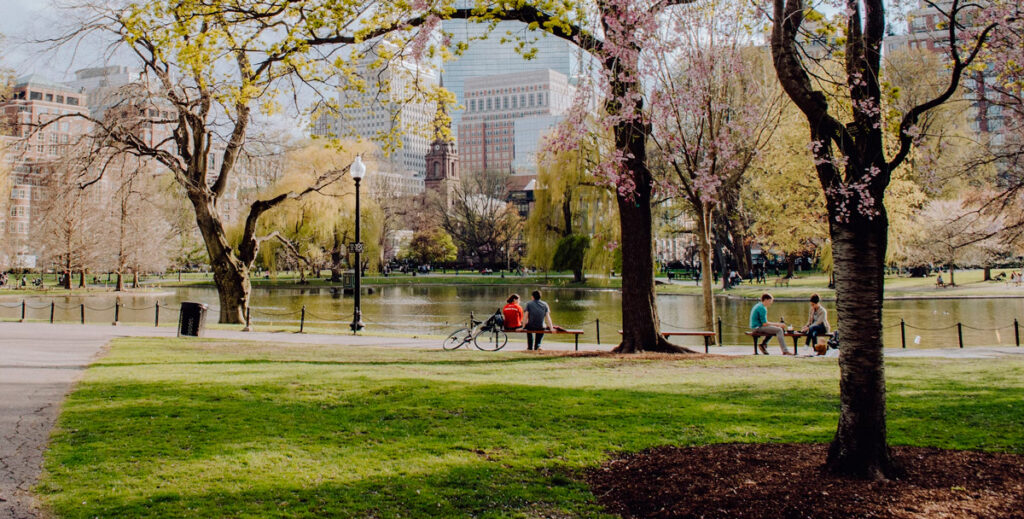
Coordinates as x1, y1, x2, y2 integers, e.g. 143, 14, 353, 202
178, 302, 208, 337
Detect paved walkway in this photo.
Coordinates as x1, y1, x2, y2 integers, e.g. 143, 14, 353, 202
1, 322, 1022, 518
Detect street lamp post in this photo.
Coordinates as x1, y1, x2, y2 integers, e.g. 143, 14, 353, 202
350, 155, 366, 333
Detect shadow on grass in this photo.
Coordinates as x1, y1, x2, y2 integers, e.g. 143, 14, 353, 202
39, 356, 1024, 518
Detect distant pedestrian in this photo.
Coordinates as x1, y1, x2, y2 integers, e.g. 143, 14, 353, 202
524, 290, 554, 351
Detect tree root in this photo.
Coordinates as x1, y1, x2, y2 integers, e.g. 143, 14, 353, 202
612, 335, 698, 354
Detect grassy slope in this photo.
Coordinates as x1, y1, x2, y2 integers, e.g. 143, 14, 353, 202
38, 339, 1024, 518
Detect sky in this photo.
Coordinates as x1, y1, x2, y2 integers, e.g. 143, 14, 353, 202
0, 0, 115, 81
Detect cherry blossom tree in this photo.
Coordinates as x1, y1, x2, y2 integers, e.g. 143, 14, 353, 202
769, 0, 999, 478
648, 2, 784, 339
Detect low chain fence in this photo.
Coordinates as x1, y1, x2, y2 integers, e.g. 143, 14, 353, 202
1, 299, 1021, 349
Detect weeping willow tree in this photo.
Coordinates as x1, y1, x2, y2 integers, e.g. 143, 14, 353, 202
249, 142, 382, 280
525, 139, 619, 282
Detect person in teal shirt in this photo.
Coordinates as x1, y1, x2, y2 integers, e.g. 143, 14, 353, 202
749, 293, 791, 355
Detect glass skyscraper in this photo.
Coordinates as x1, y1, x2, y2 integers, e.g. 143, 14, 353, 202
441, 18, 589, 129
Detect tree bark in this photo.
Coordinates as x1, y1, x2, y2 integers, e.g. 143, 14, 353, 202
192, 193, 250, 324
697, 204, 717, 344
825, 216, 902, 479
983, 266, 991, 281
132, 271, 139, 289
116, 272, 125, 292
79, 270, 85, 289
948, 261, 956, 286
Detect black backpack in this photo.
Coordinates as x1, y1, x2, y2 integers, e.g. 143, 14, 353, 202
827, 331, 840, 350
485, 309, 504, 331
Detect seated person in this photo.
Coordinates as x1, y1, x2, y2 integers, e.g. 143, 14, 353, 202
749, 293, 792, 355
800, 293, 830, 352
524, 291, 555, 351
936, 274, 945, 287
502, 294, 524, 330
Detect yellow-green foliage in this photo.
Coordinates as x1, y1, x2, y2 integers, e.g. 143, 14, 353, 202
525, 142, 618, 275
255, 141, 386, 273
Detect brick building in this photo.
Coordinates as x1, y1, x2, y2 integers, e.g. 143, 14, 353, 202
458, 69, 575, 175
1, 75, 91, 267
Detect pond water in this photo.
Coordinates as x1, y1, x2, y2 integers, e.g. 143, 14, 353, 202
4, 285, 1024, 349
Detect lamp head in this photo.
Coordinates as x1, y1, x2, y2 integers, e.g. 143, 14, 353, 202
350, 155, 366, 179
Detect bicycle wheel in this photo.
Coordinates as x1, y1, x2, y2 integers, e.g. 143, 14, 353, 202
474, 328, 508, 351
443, 328, 471, 350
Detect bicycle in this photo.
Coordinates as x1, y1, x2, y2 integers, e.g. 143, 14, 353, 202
442, 311, 508, 351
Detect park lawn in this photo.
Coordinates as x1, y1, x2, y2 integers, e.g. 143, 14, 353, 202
36, 339, 1024, 518
658, 268, 1024, 299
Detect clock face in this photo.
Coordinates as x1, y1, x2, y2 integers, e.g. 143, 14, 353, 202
434, 144, 439, 151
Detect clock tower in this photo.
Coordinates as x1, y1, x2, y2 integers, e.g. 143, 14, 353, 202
424, 77, 459, 204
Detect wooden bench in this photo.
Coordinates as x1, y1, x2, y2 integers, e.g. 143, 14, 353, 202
773, 277, 791, 287
618, 330, 717, 353
745, 330, 834, 355
506, 328, 585, 350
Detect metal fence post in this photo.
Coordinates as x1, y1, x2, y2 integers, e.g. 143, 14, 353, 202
20, 300, 26, 322
1016, 319, 1020, 347
900, 319, 906, 349
155, 302, 160, 327
80, 304, 85, 324
717, 317, 723, 347
300, 306, 306, 333
113, 300, 120, 326
243, 306, 251, 331
50, 301, 55, 324
957, 322, 964, 349
596, 319, 601, 345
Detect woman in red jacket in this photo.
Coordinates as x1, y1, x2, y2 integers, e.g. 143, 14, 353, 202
502, 294, 524, 330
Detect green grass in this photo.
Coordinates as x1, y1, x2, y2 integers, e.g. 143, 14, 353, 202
37, 339, 1024, 518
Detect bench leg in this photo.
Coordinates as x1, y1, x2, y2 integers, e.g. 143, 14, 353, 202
575, 334, 578, 351
753, 336, 758, 355
704, 335, 710, 354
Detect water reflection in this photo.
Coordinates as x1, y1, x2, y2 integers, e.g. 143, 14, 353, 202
4, 285, 1023, 349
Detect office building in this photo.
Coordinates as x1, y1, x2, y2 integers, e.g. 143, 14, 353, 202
313, 52, 438, 178
1, 75, 91, 268
458, 69, 575, 174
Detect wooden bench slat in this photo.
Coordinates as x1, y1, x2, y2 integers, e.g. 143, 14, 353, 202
505, 329, 583, 334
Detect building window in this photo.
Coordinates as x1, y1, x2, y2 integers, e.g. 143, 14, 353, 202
529, 94, 535, 106
66, 97, 79, 106
503, 97, 509, 109
470, 99, 476, 111
29, 91, 42, 100
45, 93, 54, 102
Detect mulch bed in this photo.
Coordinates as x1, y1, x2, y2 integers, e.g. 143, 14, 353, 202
587, 443, 1024, 518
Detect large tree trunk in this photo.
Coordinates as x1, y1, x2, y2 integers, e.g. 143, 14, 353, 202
116, 272, 125, 292
79, 269, 86, 289
983, 266, 991, 281
615, 191, 688, 353
947, 261, 956, 286
825, 215, 901, 479
192, 193, 249, 324
697, 204, 717, 344
573, 267, 584, 284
